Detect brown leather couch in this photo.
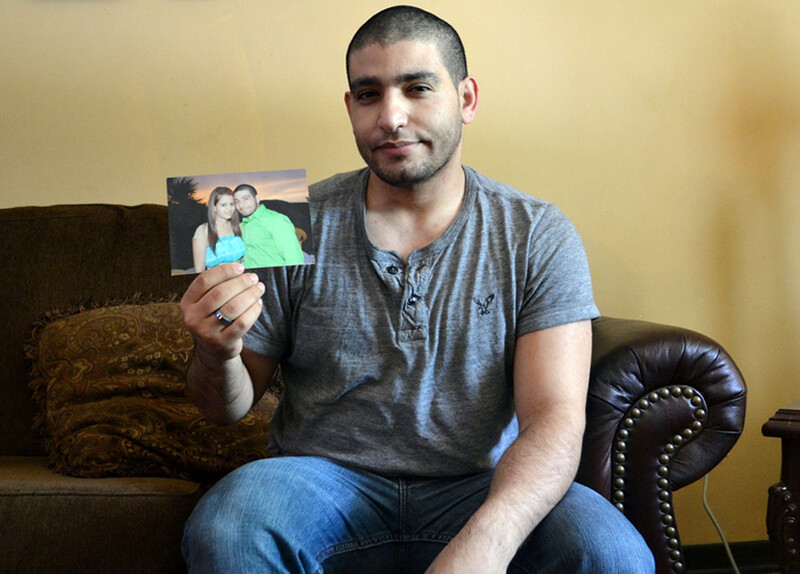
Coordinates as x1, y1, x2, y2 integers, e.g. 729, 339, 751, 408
0, 203, 746, 574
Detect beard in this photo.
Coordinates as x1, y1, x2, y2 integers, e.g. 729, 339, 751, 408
355, 114, 463, 189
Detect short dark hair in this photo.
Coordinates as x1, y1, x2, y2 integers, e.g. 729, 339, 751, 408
346, 5, 468, 88
233, 183, 257, 198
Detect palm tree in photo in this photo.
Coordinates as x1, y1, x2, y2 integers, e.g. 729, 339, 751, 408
167, 176, 205, 272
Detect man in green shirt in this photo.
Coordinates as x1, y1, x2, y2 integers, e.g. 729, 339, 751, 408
233, 184, 306, 268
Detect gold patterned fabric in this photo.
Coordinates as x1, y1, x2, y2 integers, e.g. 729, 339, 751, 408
27, 302, 277, 481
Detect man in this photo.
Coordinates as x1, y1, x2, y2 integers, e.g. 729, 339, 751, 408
181, 6, 654, 573
233, 183, 306, 268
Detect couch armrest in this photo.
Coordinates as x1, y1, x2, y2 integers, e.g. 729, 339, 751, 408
577, 316, 746, 574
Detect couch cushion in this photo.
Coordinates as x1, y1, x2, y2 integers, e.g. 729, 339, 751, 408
28, 302, 278, 481
0, 455, 198, 574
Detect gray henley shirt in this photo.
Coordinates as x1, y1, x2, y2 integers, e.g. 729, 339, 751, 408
244, 166, 599, 477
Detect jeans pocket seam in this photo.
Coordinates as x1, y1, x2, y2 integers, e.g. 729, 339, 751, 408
316, 534, 399, 563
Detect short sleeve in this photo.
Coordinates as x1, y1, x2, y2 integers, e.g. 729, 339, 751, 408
242, 266, 304, 360
516, 205, 599, 336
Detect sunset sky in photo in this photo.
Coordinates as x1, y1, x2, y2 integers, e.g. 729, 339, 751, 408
185, 168, 308, 205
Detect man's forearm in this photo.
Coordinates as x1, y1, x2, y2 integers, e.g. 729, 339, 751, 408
186, 347, 256, 426
480, 411, 584, 560
435, 410, 584, 571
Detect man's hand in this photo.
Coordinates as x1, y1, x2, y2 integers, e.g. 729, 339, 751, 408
180, 262, 265, 360
180, 263, 269, 425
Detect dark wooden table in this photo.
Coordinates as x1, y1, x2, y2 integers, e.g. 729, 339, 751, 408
763, 401, 800, 574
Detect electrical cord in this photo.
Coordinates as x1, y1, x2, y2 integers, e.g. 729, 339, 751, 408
702, 473, 741, 574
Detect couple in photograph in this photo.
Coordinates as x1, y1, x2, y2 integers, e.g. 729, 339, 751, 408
192, 183, 305, 272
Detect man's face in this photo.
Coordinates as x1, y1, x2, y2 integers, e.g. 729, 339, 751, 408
345, 40, 471, 188
234, 191, 258, 217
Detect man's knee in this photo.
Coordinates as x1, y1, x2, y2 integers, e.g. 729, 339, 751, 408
181, 459, 302, 570
572, 523, 655, 574
182, 498, 241, 570
182, 457, 372, 573
512, 483, 655, 573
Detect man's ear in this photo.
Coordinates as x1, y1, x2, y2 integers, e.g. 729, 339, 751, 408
459, 76, 479, 125
344, 91, 353, 118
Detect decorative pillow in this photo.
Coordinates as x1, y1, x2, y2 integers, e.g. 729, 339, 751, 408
27, 302, 279, 482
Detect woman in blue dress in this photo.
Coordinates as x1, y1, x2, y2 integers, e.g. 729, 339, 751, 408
191, 186, 246, 273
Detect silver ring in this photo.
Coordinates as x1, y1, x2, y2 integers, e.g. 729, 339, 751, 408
214, 309, 233, 326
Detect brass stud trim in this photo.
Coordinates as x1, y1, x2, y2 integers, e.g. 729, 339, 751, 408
610, 385, 710, 571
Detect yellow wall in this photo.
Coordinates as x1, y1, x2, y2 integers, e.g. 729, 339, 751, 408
3, 0, 799, 545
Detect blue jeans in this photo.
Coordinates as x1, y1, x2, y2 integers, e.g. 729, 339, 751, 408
183, 457, 654, 573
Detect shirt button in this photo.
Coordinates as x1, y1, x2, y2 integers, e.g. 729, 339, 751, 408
407, 295, 419, 306
387, 265, 400, 275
